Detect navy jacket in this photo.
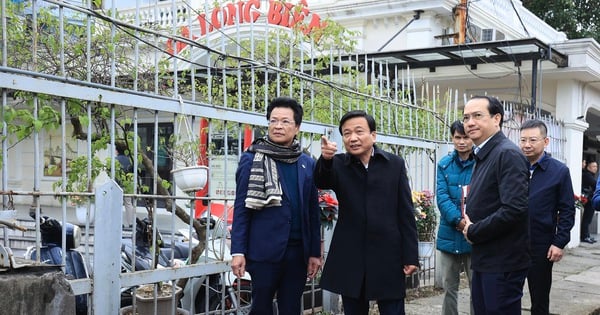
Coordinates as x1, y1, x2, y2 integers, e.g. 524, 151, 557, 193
314, 146, 419, 300
436, 150, 474, 255
230, 152, 321, 263
465, 131, 530, 273
591, 173, 600, 211
528, 153, 575, 254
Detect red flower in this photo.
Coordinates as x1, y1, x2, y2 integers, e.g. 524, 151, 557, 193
319, 189, 338, 230
575, 194, 588, 209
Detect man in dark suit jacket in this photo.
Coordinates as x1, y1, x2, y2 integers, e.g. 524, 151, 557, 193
462, 96, 530, 314
520, 119, 575, 315
230, 97, 321, 315
317, 110, 419, 315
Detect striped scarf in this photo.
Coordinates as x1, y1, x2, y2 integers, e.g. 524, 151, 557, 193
245, 137, 302, 210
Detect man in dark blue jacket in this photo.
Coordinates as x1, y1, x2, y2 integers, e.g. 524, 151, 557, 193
230, 97, 322, 315
436, 120, 474, 315
462, 96, 530, 315
519, 119, 575, 315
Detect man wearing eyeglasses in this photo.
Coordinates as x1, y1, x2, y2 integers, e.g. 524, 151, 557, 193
519, 119, 575, 315
230, 96, 322, 314
461, 96, 530, 315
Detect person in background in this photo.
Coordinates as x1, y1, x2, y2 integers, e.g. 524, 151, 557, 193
316, 110, 419, 315
581, 160, 598, 244
461, 96, 530, 315
230, 96, 321, 315
436, 120, 474, 315
520, 119, 575, 315
115, 142, 135, 228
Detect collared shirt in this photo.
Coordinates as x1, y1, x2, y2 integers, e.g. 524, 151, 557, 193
363, 147, 375, 169
474, 134, 494, 155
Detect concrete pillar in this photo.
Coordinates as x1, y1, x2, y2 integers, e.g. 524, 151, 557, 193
563, 120, 587, 248
556, 80, 588, 248
0, 267, 76, 314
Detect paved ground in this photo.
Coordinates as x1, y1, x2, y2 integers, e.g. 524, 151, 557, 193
405, 235, 600, 315
8, 207, 600, 315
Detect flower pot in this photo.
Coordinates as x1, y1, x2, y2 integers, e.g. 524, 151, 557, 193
120, 305, 189, 315
418, 241, 434, 259
171, 165, 209, 192
0, 209, 17, 223
134, 284, 183, 315
75, 204, 95, 225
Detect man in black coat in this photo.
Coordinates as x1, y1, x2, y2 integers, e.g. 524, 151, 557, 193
461, 96, 530, 315
316, 110, 419, 315
581, 161, 597, 243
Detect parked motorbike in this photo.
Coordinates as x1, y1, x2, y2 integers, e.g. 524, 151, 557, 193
120, 215, 252, 314
25, 215, 89, 315
178, 215, 252, 314
119, 217, 187, 307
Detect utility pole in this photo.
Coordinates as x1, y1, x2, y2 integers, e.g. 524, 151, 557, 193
454, 0, 468, 44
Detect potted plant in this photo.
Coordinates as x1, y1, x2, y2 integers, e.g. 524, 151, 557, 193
165, 116, 209, 193
407, 190, 437, 289
122, 214, 188, 315
412, 190, 437, 247
52, 156, 103, 225
131, 282, 184, 315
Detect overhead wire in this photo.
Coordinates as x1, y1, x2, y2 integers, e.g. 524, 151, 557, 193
38, 0, 449, 113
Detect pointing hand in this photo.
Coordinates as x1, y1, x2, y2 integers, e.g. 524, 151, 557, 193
321, 135, 337, 160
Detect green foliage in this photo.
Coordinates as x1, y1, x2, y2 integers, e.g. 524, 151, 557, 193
523, 0, 600, 42
51, 155, 104, 205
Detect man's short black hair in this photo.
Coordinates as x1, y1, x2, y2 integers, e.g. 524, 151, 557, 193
520, 119, 548, 138
338, 110, 376, 134
116, 141, 128, 155
266, 96, 303, 126
471, 95, 504, 127
450, 120, 465, 136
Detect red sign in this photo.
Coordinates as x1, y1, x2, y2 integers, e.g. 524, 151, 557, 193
167, 0, 324, 54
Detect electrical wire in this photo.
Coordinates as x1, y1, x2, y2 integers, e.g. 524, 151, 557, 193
33, 0, 452, 113
509, 0, 530, 37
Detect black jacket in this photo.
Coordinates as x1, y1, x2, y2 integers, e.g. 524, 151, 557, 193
314, 146, 419, 300
465, 131, 531, 272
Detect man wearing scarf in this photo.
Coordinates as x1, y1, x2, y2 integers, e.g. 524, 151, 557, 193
230, 96, 322, 315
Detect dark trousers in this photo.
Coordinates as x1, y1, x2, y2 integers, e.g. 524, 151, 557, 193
246, 242, 307, 315
580, 204, 595, 239
342, 278, 406, 315
471, 268, 527, 315
527, 251, 553, 315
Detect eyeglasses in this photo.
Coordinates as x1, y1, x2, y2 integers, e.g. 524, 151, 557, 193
520, 137, 544, 145
268, 119, 295, 127
462, 112, 493, 123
